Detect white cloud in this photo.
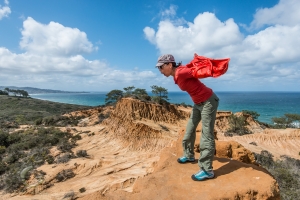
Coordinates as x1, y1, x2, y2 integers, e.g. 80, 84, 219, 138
0, 0, 11, 20
143, 3, 300, 91
161, 4, 177, 18
250, 0, 300, 29
20, 17, 97, 56
0, 46, 158, 90
143, 27, 156, 44
0, 17, 159, 91
236, 25, 300, 66
144, 12, 243, 60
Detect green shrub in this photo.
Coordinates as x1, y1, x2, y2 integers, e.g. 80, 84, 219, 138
15, 115, 26, 124
7, 132, 22, 145
0, 131, 9, 147
76, 150, 87, 157
249, 142, 257, 146
3, 153, 20, 164
226, 114, 251, 136
0, 120, 19, 129
0, 146, 5, 154
242, 110, 260, 120
46, 155, 54, 164
63, 191, 75, 199
0, 127, 80, 193
3, 171, 24, 193
55, 153, 74, 164
79, 187, 86, 193
34, 118, 43, 125
255, 151, 300, 200
57, 139, 75, 153
0, 161, 7, 175
55, 169, 75, 182
72, 134, 82, 140
271, 113, 300, 129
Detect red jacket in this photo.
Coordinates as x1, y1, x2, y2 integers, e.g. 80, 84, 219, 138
185, 53, 230, 78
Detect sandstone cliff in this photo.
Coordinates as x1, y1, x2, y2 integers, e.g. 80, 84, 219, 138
2, 98, 285, 200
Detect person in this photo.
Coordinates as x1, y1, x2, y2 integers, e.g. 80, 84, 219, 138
155, 54, 219, 181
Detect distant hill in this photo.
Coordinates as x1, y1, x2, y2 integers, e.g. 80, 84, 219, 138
0, 86, 88, 94
0, 95, 91, 124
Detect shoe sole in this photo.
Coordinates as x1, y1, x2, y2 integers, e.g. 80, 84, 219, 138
177, 158, 195, 164
191, 174, 215, 181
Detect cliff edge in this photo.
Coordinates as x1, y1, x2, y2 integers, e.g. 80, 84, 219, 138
2, 98, 281, 200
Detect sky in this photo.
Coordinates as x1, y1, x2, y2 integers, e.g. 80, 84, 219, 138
0, 0, 300, 92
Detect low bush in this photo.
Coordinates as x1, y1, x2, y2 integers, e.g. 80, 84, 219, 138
249, 141, 257, 146
226, 114, 251, 136
63, 191, 75, 200
55, 154, 72, 164
271, 113, 300, 129
98, 113, 110, 123
38, 115, 83, 127
242, 110, 260, 120
0, 127, 82, 193
76, 150, 88, 157
254, 151, 300, 200
2, 171, 24, 193
56, 169, 75, 182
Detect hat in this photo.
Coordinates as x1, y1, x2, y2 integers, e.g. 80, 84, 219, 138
155, 54, 175, 67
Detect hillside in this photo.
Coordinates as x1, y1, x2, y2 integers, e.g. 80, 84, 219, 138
0, 86, 87, 94
3, 97, 296, 199
0, 95, 91, 125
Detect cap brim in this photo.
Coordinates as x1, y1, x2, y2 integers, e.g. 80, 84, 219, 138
155, 62, 164, 67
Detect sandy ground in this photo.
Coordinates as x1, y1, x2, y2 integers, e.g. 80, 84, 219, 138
2, 100, 298, 199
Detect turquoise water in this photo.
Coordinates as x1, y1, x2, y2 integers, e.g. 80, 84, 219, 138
30, 91, 300, 124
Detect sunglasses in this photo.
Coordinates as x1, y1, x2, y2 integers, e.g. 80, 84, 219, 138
158, 63, 168, 70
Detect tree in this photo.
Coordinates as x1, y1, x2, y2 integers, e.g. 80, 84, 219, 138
105, 90, 123, 105
272, 113, 300, 128
0, 90, 8, 95
226, 114, 251, 136
11, 89, 17, 96
150, 85, 168, 103
123, 86, 135, 97
4, 88, 10, 93
21, 90, 29, 98
242, 110, 260, 120
132, 88, 151, 101
2, 88, 29, 97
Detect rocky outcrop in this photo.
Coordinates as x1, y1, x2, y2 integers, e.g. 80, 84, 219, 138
214, 111, 263, 134
221, 128, 300, 159
215, 140, 256, 164
101, 98, 188, 151
80, 128, 280, 200
2, 98, 282, 200
108, 98, 188, 123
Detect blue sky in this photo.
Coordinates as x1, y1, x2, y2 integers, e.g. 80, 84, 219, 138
0, 0, 299, 92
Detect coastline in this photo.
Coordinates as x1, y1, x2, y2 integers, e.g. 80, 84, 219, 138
29, 91, 300, 124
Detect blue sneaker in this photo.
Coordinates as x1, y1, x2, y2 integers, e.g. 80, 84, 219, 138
177, 156, 195, 163
191, 170, 214, 181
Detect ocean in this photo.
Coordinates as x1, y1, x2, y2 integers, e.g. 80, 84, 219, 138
30, 91, 300, 124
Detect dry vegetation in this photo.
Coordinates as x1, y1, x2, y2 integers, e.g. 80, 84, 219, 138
0, 95, 299, 199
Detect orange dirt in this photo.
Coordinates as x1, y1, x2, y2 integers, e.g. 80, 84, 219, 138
3, 98, 297, 200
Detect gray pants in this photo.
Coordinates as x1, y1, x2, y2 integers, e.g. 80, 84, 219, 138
182, 93, 219, 171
